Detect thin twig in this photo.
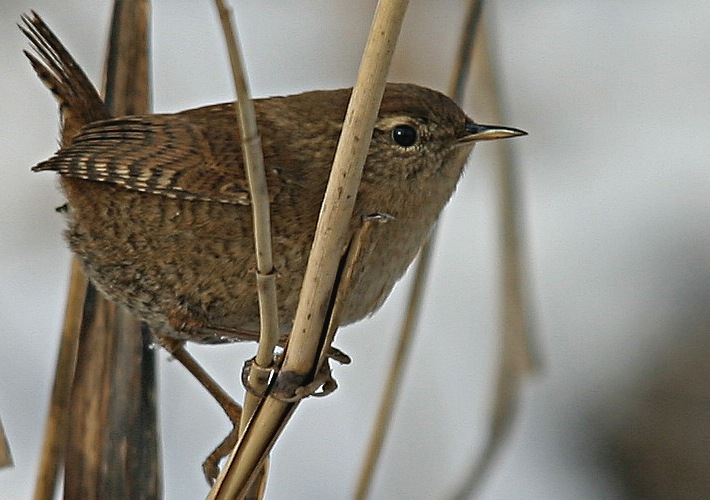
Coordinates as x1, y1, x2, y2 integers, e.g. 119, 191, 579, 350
353, 2, 484, 498
450, 15, 538, 500
353, 229, 437, 500
449, 0, 485, 103
208, 2, 410, 498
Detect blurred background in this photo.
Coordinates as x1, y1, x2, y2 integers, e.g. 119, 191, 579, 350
1, 1, 709, 498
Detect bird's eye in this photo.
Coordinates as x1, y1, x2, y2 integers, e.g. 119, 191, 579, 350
391, 124, 418, 148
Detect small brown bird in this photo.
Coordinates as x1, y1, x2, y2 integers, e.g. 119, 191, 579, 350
24, 14, 525, 347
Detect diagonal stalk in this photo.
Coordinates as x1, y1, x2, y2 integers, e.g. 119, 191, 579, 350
353, 2, 484, 498
208, 2, 410, 498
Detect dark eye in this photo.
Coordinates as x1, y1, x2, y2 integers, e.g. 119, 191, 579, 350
391, 124, 417, 148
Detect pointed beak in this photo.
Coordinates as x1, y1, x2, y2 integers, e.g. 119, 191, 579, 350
459, 122, 527, 143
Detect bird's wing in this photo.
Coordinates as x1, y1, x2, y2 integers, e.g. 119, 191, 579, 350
33, 114, 265, 205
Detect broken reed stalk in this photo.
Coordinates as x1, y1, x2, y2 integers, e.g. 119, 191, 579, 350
33, 2, 160, 498
33, 259, 85, 500
208, 1, 410, 497
353, 2, 484, 498
0, 414, 11, 469
213, 0, 277, 497
450, 18, 537, 500
70, 2, 160, 498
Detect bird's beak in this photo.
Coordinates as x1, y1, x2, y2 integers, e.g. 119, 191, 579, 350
458, 122, 527, 143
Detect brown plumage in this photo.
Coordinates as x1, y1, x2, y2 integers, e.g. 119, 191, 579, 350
25, 13, 525, 344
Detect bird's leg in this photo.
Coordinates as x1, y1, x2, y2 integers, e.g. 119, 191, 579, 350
162, 316, 353, 480
198, 323, 352, 366
159, 337, 242, 422
158, 337, 242, 483
201, 426, 240, 485
198, 324, 285, 345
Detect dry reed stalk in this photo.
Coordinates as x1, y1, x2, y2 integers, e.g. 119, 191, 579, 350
208, 1, 410, 498
0, 414, 10, 469
354, 3, 485, 497
67, 2, 159, 496
33, 259, 85, 500
0, 417, 10, 470
212, 1, 278, 497
32, 2, 160, 498
212, 0, 278, 435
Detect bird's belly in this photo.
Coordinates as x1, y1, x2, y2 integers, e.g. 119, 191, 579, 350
60, 179, 433, 342
61, 179, 309, 341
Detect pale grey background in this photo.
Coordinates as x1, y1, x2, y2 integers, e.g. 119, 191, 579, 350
1, 1, 709, 498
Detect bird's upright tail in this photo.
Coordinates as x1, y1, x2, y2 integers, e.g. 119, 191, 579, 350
20, 11, 109, 146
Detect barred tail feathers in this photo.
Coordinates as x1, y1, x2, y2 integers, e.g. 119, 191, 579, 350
20, 11, 109, 145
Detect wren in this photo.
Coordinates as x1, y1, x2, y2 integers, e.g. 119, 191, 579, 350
25, 14, 526, 346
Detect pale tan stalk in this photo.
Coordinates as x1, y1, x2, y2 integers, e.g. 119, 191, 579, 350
353, 2, 484, 498
213, 1, 278, 497
213, 1, 280, 405
208, 2, 410, 498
